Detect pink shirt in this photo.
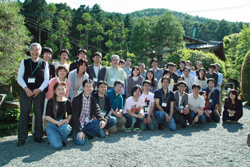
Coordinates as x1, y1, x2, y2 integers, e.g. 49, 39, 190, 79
46, 77, 71, 99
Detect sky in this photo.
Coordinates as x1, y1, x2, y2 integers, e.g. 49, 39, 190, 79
22, 0, 250, 22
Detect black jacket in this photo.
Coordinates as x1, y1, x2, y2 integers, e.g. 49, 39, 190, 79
92, 92, 112, 119
72, 91, 104, 132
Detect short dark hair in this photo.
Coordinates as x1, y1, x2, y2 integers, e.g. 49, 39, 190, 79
179, 60, 186, 65
199, 91, 206, 96
55, 65, 69, 76
53, 82, 67, 91
142, 80, 151, 86
163, 69, 170, 77
177, 81, 187, 87
207, 78, 215, 84
97, 80, 108, 88
150, 58, 158, 64
92, 51, 102, 58
77, 59, 88, 73
166, 62, 174, 68
131, 85, 142, 96
161, 76, 170, 84
77, 48, 88, 56
114, 80, 124, 87
209, 64, 216, 69
215, 63, 220, 68
192, 83, 201, 90
183, 66, 191, 72
119, 59, 125, 64
82, 79, 94, 87
42, 47, 53, 55
60, 49, 69, 56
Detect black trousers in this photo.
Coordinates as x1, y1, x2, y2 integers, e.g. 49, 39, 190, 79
222, 110, 242, 122
18, 88, 45, 141
173, 111, 191, 126
206, 111, 220, 123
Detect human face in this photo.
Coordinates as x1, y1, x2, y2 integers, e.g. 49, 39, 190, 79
147, 72, 153, 80
215, 65, 220, 72
167, 66, 173, 72
183, 69, 190, 77
43, 52, 52, 62
57, 69, 67, 79
60, 52, 68, 61
173, 66, 177, 72
143, 83, 151, 92
83, 83, 94, 96
177, 84, 186, 93
229, 92, 236, 100
79, 63, 87, 74
208, 81, 215, 88
196, 63, 202, 69
133, 68, 139, 77
209, 67, 215, 74
114, 84, 123, 94
133, 88, 141, 98
112, 58, 119, 67
93, 55, 101, 65
139, 64, 145, 71
162, 79, 169, 89
30, 45, 41, 61
186, 62, 191, 68
98, 84, 107, 95
126, 60, 131, 67
192, 87, 200, 95
78, 52, 87, 60
55, 85, 67, 98
180, 63, 185, 69
201, 92, 207, 100
152, 61, 158, 68
199, 70, 205, 78
119, 63, 125, 69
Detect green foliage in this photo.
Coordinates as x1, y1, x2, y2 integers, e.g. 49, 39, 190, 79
241, 50, 250, 103
0, 1, 31, 85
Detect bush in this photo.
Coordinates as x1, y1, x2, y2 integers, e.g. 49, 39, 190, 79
240, 50, 250, 103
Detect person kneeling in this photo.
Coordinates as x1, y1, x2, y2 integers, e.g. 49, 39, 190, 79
123, 85, 145, 132
72, 79, 106, 145
45, 83, 72, 149
93, 81, 118, 136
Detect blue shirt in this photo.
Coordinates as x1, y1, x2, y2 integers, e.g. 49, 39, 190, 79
106, 89, 124, 111
203, 87, 219, 110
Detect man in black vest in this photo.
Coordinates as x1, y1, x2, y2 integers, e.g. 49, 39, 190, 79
17, 43, 49, 146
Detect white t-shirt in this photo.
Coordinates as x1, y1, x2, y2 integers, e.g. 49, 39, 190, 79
188, 93, 205, 112
123, 96, 144, 114
140, 92, 155, 114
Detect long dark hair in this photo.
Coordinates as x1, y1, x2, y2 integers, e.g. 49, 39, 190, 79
227, 89, 239, 105
197, 68, 206, 80
145, 69, 156, 87
52, 82, 67, 119
77, 58, 88, 74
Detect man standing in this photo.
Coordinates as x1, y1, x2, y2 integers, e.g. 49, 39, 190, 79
87, 52, 106, 90
203, 78, 220, 122
149, 58, 163, 82
72, 79, 106, 145
215, 63, 223, 114
139, 62, 147, 79
104, 55, 125, 89
17, 43, 49, 146
166, 62, 178, 83
53, 49, 70, 70
173, 81, 190, 128
196, 61, 203, 76
176, 60, 186, 77
69, 48, 88, 72
206, 64, 218, 86
182, 67, 195, 93
154, 76, 176, 131
119, 59, 128, 100
124, 58, 132, 76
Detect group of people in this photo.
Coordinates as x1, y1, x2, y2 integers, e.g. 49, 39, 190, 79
16, 43, 243, 149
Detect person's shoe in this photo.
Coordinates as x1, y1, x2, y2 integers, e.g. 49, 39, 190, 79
124, 128, 131, 132
17, 140, 25, 147
34, 138, 45, 143
85, 132, 94, 140
158, 123, 164, 130
119, 125, 125, 131
62, 141, 66, 147
133, 128, 142, 133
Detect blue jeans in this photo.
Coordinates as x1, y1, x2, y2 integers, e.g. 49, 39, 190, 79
73, 120, 102, 145
123, 113, 144, 129
46, 122, 72, 149
155, 111, 176, 131
189, 110, 207, 123
140, 115, 155, 130
97, 116, 117, 137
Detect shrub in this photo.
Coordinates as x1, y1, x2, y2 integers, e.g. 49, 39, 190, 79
240, 50, 250, 103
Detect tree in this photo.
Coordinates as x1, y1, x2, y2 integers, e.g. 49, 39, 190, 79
241, 50, 250, 103
0, 1, 31, 86
216, 19, 233, 41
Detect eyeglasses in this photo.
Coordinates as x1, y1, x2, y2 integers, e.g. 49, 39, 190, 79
115, 86, 123, 89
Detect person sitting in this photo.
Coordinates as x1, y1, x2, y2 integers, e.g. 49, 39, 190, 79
93, 81, 118, 136
72, 79, 106, 145
222, 89, 243, 123
123, 85, 145, 132
154, 76, 176, 131
188, 84, 206, 125
202, 78, 220, 123
45, 83, 72, 149
140, 80, 155, 131
173, 81, 190, 128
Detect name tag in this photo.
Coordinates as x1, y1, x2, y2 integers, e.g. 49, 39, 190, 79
28, 77, 36, 83
93, 78, 98, 82
209, 99, 213, 103
111, 77, 116, 82
162, 102, 167, 107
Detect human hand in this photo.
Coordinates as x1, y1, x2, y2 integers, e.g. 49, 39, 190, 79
116, 111, 122, 118
24, 87, 33, 97
77, 132, 85, 141
33, 89, 41, 97
62, 119, 69, 124
165, 114, 170, 122
146, 115, 152, 123
99, 120, 106, 129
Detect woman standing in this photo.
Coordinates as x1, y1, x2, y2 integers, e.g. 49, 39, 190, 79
222, 89, 243, 123
46, 83, 72, 149
126, 66, 143, 98
68, 59, 89, 101
194, 68, 207, 91
144, 70, 158, 93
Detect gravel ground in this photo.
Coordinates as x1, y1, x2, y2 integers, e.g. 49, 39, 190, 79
1, 107, 250, 167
